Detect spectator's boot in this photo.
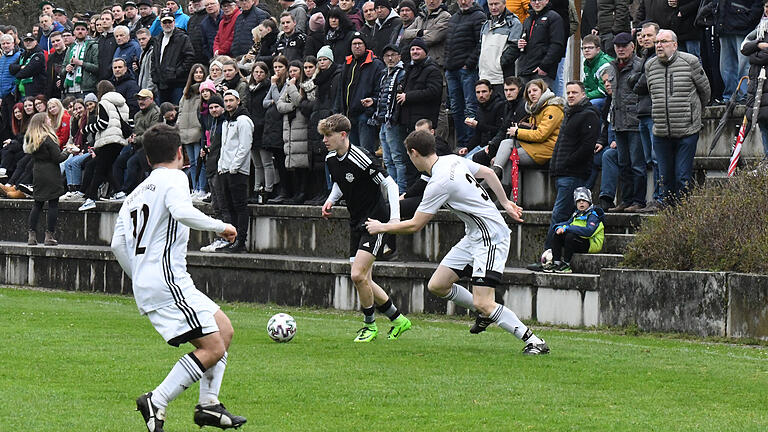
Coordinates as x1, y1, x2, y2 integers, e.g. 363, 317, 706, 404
27, 230, 37, 246
44, 231, 58, 246
492, 165, 503, 180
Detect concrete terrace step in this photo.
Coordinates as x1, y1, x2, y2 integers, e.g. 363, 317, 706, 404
603, 233, 634, 254
571, 253, 624, 275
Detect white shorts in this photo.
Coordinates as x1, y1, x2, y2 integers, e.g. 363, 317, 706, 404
440, 234, 509, 287
147, 290, 220, 346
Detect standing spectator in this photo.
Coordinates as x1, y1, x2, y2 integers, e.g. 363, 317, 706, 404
606, 32, 645, 213
220, 57, 248, 96
440, 0, 485, 147
596, 0, 631, 56
263, 56, 290, 203
277, 13, 308, 61
394, 0, 418, 48
214, 0, 242, 57
53, 8, 73, 32
187, 0, 209, 64
243, 62, 275, 202
38, 13, 65, 52
218, 89, 254, 253
78, 80, 131, 211
136, 0, 158, 32
0, 34, 21, 136
62, 22, 99, 100
581, 34, 613, 112
201, 0, 223, 61
149, 0, 191, 36
339, 0, 365, 30
136, 28, 157, 96
277, 61, 311, 203
46, 98, 71, 148
199, 93, 229, 250
716, 0, 762, 102
336, 32, 384, 154
230, 0, 271, 57
60, 29, 75, 50
305, 12, 328, 58
151, 11, 195, 104
281, 0, 311, 34
178, 64, 207, 196
507, 0, 530, 24
479, 0, 522, 93
374, 44, 407, 192
110, 58, 141, 117
44, 31, 67, 100
96, 11, 119, 81
644, 29, 710, 204
402, 0, 450, 67
10, 34, 47, 100
370, 0, 402, 57
124, 1, 142, 36
397, 38, 443, 131
516, 0, 565, 88
742, 1, 768, 160
114, 25, 142, 72
325, 7, 356, 64
23, 113, 69, 246
113, 4, 127, 27
360, 1, 378, 38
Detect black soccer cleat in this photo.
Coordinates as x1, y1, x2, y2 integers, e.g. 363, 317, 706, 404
136, 392, 165, 432
194, 403, 247, 429
469, 315, 494, 334
522, 340, 550, 355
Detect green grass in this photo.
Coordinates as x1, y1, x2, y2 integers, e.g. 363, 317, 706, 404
1, 287, 767, 431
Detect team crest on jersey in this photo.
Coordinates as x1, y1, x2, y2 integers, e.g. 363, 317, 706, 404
346, 173, 355, 182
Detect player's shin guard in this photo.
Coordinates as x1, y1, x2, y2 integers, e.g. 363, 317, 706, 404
153, 352, 206, 409
489, 304, 543, 345
441, 284, 476, 311
199, 352, 227, 406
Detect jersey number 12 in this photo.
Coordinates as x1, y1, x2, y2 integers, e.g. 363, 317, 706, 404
130, 204, 149, 255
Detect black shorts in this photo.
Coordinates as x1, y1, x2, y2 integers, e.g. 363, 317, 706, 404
349, 229, 392, 260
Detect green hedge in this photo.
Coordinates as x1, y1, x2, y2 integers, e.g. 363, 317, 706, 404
623, 168, 768, 274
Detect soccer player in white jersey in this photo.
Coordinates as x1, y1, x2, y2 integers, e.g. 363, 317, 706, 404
111, 124, 247, 431
366, 129, 550, 355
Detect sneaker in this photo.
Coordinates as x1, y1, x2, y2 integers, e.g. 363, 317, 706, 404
193, 403, 247, 429
78, 198, 96, 211
387, 315, 412, 340
353, 324, 378, 342
71, 191, 85, 202
215, 242, 233, 252
469, 315, 494, 334
109, 191, 126, 201
526, 262, 544, 271
522, 340, 550, 355
552, 262, 572, 274
201, 238, 228, 252
542, 261, 558, 273
136, 392, 166, 432
17, 183, 33, 195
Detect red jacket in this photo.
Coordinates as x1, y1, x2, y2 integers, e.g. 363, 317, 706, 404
55, 111, 71, 148
213, 9, 241, 56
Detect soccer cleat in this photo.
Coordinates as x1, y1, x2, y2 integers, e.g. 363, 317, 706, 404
469, 315, 494, 334
136, 392, 166, 432
193, 403, 247, 429
387, 316, 412, 340
522, 340, 550, 355
353, 324, 378, 342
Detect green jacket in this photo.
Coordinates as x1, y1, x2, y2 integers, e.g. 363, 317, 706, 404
133, 103, 161, 148
62, 40, 100, 94
583, 50, 614, 100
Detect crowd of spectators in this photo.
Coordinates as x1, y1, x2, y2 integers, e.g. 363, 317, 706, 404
0, 0, 766, 252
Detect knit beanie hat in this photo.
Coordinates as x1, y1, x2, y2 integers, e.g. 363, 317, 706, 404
374, 0, 391, 11
84, 93, 98, 104
309, 12, 326, 32
398, 0, 416, 13
316, 45, 334, 62
199, 79, 217, 94
410, 37, 428, 54
207, 94, 224, 108
349, 31, 368, 52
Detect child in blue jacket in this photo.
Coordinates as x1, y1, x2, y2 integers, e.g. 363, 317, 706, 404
544, 187, 605, 273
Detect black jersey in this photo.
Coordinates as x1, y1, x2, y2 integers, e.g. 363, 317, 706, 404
326, 144, 389, 230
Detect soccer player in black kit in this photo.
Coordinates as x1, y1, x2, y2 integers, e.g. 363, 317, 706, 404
319, 114, 412, 342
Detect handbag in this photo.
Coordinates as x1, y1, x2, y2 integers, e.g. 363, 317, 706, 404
115, 108, 133, 139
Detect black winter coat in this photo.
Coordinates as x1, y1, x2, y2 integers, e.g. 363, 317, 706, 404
629, 48, 655, 117
45, 49, 66, 99
371, 14, 402, 57
188, 9, 209, 65
97, 32, 118, 81
254, 32, 278, 65
581, 0, 598, 35
518, 4, 565, 78
467, 92, 505, 151
715, 0, 762, 36
28, 137, 67, 202
597, 0, 631, 35
244, 80, 270, 147
201, 11, 222, 61
741, 33, 768, 123
276, 31, 308, 62
231, 6, 271, 57
305, 29, 326, 58
549, 98, 601, 179
308, 65, 341, 155
444, 4, 486, 71
325, 27, 355, 64
336, 50, 385, 118
9, 45, 47, 98
111, 73, 141, 117
151, 29, 195, 90
488, 97, 529, 156
399, 57, 443, 129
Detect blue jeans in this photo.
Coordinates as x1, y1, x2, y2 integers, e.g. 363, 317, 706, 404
654, 133, 699, 204
590, 97, 606, 114
719, 34, 750, 101
600, 147, 619, 200
349, 113, 378, 155
553, 55, 566, 97
638, 116, 661, 202
185, 142, 207, 191
445, 68, 479, 148
546, 176, 585, 249
681, 39, 701, 60
615, 130, 646, 206
64, 153, 91, 186
379, 122, 407, 193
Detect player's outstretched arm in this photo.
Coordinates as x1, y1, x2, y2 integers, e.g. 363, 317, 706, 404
166, 186, 229, 233
473, 165, 524, 223
365, 211, 434, 235
111, 215, 134, 278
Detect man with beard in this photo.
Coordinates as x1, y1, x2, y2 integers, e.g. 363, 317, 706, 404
136, 0, 158, 32
38, 13, 65, 52
62, 22, 99, 100
151, 11, 194, 104
461, 79, 504, 159
123, 1, 142, 36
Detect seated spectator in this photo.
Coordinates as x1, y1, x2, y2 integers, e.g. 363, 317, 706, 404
35, 95, 49, 113
474, 76, 528, 172
46, 98, 71, 148
110, 58, 140, 116
581, 34, 613, 113
0, 103, 29, 182
460, 79, 505, 159
543, 187, 605, 273
61, 99, 91, 199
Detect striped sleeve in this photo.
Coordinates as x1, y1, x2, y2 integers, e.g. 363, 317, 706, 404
347, 145, 387, 185
84, 104, 109, 134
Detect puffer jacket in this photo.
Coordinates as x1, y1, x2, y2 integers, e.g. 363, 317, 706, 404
177, 86, 202, 145
583, 51, 614, 100
597, 0, 631, 35
507, 0, 530, 24
440, 4, 485, 70
517, 3, 566, 78
374, 61, 405, 125
24, 136, 67, 202
715, 0, 762, 36
549, 97, 601, 179
629, 47, 655, 117
402, 5, 451, 67
644, 51, 711, 138
231, 5, 271, 57
609, 55, 641, 132
0, 48, 21, 98
276, 82, 310, 169
479, 9, 523, 83
741, 28, 768, 122
187, 8, 208, 64
514, 89, 565, 165
92, 92, 130, 148
151, 28, 195, 90
399, 56, 443, 129
219, 105, 254, 174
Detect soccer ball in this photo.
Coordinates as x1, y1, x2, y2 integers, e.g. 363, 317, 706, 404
267, 313, 297, 342
540, 248, 553, 265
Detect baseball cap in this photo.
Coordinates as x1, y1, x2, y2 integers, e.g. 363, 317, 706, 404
223, 89, 240, 100
160, 11, 175, 21
23, 33, 36, 41
73, 21, 89, 29
136, 89, 154, 99
124, 1, 138, 8
53, 7, 67, 15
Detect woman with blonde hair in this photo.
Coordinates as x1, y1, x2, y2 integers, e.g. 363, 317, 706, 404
46, 98, 71, 149
23, 112, 71, 246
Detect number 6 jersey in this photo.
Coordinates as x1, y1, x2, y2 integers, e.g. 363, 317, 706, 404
111, 167, 227, 314
416, 155, 511, 244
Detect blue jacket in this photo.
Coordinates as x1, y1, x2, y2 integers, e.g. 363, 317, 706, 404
200, 11, 222, 61
149, 8, 190, 36
114, 39, 142, 69
0, 48, 21, 98
38, 22, 65, 52
374, 62, 404, 125
231, 5, 271, 57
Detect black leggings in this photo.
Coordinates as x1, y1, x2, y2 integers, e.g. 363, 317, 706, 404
29, 199, 58, 233
551, 231, 590, 263
85, 143, 123, 200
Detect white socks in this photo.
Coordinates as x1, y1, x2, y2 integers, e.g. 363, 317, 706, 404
442, 284, 476, 311
489, 304, 543, 344
199, 352, 227, 406
152, 353, 205, 409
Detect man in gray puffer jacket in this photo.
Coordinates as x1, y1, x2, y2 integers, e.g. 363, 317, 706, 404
644, 29, 710, 205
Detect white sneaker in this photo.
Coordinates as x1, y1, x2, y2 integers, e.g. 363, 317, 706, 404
78, 198, 96, 211
109, 191, 126, 201
0, 168, 6, 176
71, 191, 85, 201
200, 238, 228, 252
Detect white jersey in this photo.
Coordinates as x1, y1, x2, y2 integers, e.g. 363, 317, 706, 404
111, 167, 226, 314
417, 155, 511, 244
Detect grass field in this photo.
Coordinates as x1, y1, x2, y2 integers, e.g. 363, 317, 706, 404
1, 286, 767, 431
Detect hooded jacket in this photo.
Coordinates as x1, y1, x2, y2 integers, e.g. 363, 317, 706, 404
138, 39, 156, 95
371, 10, 402, 57
219, 105, 254, 175
479, 8, 523, 83
549, 97, 601, 179
402, 4, 451, 67
9, 44, 47, 99
24, 136, 67, 201
517, 3, 565, 78
336, 49, 384, 118
151, 28, 195, 90
287, 0, 310, 33
555, 205, 605, 253
514, 89, 565, 165
399, 56, 443, 129
231, 5, 271, 57
85, 91, 131, 148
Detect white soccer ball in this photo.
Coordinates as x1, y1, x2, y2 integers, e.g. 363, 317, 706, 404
540, 248, 553, 265
267, 313, 297, 343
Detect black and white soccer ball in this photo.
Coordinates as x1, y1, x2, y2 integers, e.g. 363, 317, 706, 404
267, 313, 297, 342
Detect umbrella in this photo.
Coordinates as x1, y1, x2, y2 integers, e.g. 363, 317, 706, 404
709, 76, 749, 156
729, 67, 766, 176
509, 146, 520, 203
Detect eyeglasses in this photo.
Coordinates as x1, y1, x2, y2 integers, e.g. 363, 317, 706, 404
530, 0, 546, 3
581, 45, 596, 51
655, 40, 673, 45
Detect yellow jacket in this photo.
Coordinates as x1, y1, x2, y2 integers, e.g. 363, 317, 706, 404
515, 90, 565, 165
506, 0, 529, 25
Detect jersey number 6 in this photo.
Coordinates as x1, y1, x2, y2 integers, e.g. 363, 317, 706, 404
130, 204, 150, 255
465, 173, 490, 201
